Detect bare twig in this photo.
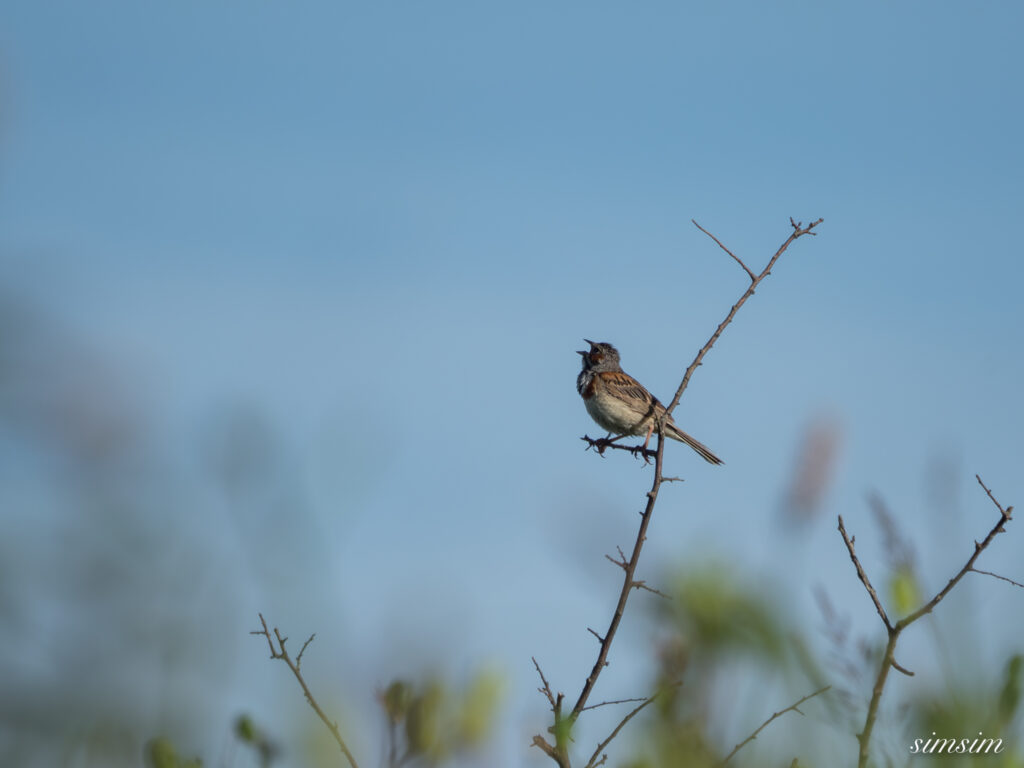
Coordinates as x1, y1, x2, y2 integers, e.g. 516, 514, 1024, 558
296, 633, 316, 669
532, 658, 572, 766
604, 546, 630, 570
251, 614, 360, 768
533, 656, 557, 708
631, 579, 670, 599
692, 219, 756, 282
582, 434, 656, 460
971, 568, 1024, 589
581, 695, 648, 712
720, 685, 831, 766
977, 474, 1012, 516
890, 658, 915, 677
897, 476, 1012, 627
837, 516, 893, 632
532, 734, 566, 766
584, 686, 677, 768
842, 476, 1014, 768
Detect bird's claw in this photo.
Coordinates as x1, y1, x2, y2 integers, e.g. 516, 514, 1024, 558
630, 444, 654, 464
582, 435, 610, 456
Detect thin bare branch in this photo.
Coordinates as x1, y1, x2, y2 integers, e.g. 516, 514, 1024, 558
977, 473, 1013, 517
692, 219, 756, 281
720, 685, 831, 766
666, 218, 822, 416
581, 695, 648, 712
897, 477, 1012, 628
533, 656, 557, 708
584, 686, 676, 768
581, 434, 657, 461
253, 613, 278, 656
532, 735, 565, 766
971, 568, 1024, 589
837, 516, 893, 631
251, 614, 360, 768
296, 633, 316, 669
631, 580, 670, 599
892, 657, 915, 676
847, 477, 1014, 768
604, 552, 628, 570
570, 433, 669, 720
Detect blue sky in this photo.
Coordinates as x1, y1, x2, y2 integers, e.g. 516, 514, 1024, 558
2, 2, 1023, 766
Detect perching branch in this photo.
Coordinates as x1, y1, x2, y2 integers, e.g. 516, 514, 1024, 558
533, 218, 823, 766
840, 475, 1014, 768
720, 685, 831, 766
569, 430, 669, 722
251, 614, 360, 768
581, 434, 656, 461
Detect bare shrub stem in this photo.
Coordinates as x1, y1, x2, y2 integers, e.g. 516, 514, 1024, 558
839, 475, 1014, 768
251, 613, 360, 768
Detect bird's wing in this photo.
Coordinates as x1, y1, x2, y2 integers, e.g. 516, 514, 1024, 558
599, 371, 660, 416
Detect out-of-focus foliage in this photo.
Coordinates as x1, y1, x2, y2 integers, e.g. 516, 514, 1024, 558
233, 714, 279, 768
145, 737, 203, 768
375, 671, 503, 767
658, 563, 793, 664
626, 563, 828, 768
888, 564, 922, 619
144, 716, 277, 768
0, 296, 225, 767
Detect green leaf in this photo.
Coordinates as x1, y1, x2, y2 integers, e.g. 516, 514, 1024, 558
888, 565, 920, 617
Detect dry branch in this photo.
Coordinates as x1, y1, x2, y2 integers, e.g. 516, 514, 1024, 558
720, 685, 831, 766
251, 614, 360, 768
840, 475, 1014, 768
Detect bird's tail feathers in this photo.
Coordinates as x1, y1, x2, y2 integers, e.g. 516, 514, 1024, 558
664, 422, 724, 465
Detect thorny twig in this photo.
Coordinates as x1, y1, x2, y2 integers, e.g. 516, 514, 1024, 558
720, 685, 831, 766
584, 684, 680, 768
840, 475, 1014, 768
251, 614, 360, 768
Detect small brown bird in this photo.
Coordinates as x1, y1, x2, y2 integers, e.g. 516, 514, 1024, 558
576, 340, 723, 465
